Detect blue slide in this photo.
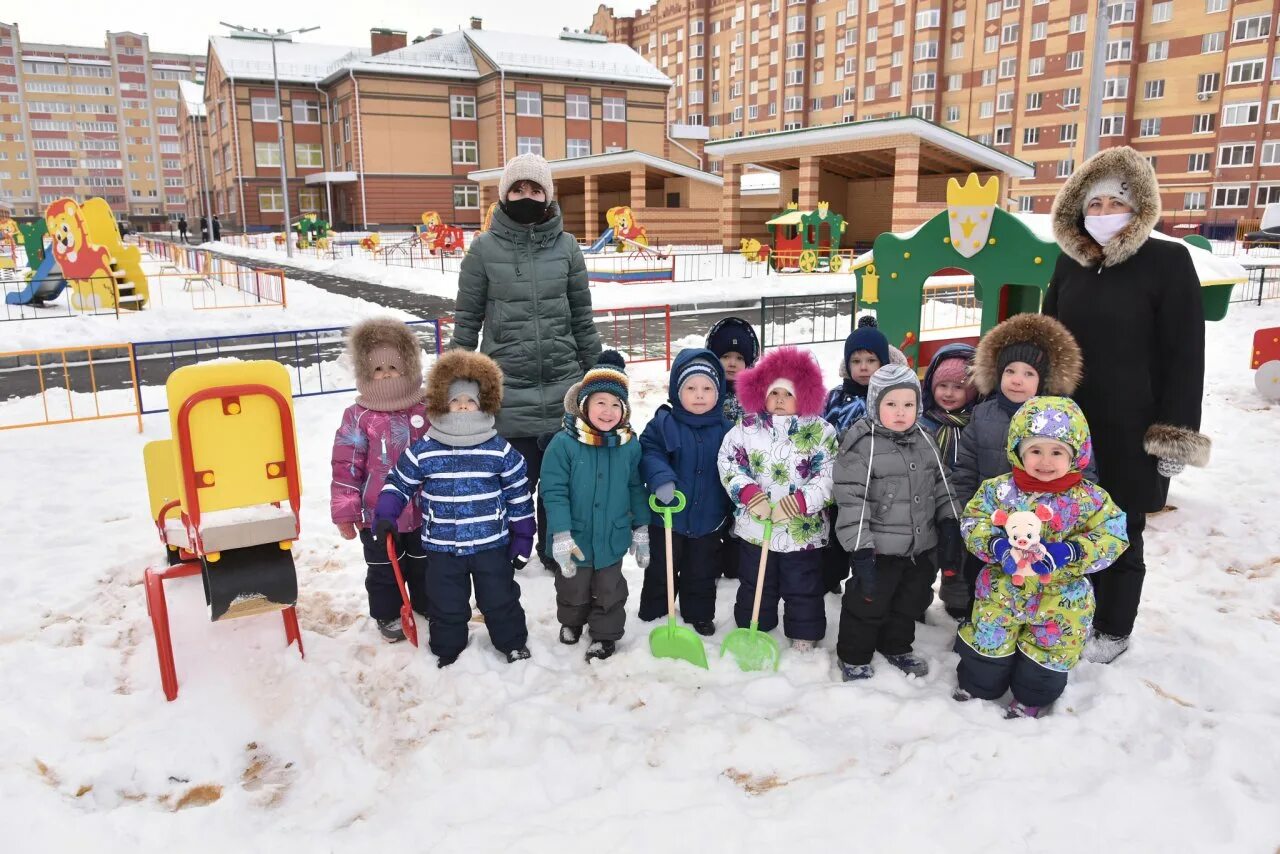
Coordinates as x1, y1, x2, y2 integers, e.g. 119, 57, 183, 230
4, 251, 66, 306
585, 228, 615, 254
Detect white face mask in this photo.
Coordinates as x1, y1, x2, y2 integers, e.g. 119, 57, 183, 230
1084, 212, 1133, 246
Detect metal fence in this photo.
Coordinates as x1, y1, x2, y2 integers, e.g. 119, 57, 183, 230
0, 342, 142, 431
759, 292, 856, 351
1231, 264, 1280, 305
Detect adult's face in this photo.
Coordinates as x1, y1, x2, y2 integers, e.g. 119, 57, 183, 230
1086, 196, 1133, 216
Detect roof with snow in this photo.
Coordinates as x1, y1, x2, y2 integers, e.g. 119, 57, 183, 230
463, 29, 670, 87
468, 149, 720, 186
209, 36, 360, 83
177, 79, 205, 117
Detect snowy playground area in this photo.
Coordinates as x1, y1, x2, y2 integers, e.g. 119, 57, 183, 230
0, 237, 1278, 851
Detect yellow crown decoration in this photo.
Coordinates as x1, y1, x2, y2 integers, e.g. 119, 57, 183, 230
785, 201, 799, 211
946, 174, 1000, 208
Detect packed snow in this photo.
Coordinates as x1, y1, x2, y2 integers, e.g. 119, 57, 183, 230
0, 261, 1277, 851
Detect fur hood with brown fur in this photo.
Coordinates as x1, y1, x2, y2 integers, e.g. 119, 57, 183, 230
1051, 146, 1161, 269
348, 317, 425, 385
426, 350, 504, 417
972, 313, 1083, 397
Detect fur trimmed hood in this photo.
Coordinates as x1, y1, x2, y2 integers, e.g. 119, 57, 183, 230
348, 317, 425, 385
1052, 146, 1161, 268
425, 350, 504, 417
972, 313, 1083, 397
737, 346, 826, 417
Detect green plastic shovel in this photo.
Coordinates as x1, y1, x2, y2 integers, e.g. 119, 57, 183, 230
648, 490, 709, 670
720, 517, 781, 672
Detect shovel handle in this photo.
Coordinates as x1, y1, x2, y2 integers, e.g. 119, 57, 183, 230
749, 519, 773, 628
385, 534, 412, 605
648, 490, 687, 527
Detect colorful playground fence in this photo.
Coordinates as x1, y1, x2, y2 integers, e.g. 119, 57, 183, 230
0, 343, 142, 431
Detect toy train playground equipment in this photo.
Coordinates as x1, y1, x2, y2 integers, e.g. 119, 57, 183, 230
849, 174, 1248, 370
417, 211, 465, 256
142, 360, 304, 701
765, 201, 850, 273
1252, 327, 1280, 401
584, 205, 675, 284
3, 197, 150, 311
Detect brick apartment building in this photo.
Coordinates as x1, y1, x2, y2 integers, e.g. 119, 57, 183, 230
200, 20, 678, 231
591, 0, 1280, 229
0, 22, 205, 229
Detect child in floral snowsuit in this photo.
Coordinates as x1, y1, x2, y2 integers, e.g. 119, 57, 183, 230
955, 396, 1128, 719
717, 346, 839, 651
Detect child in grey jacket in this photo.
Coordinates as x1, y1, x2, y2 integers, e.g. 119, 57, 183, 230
833, 364, 960, 681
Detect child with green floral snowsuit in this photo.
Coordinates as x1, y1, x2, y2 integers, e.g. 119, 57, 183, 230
955, 396, 1128, 719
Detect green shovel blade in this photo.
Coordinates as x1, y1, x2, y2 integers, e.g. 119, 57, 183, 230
649, 615, 709, 669
719, 620, 781, 672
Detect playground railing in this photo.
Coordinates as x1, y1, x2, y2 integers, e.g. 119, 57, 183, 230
593, 304, 672, 368
1230, 264, 1280, 305
759, 291, 856, 352
0, 342, 142, 432
920, 279, 982, 336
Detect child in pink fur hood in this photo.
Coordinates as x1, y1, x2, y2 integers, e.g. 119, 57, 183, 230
716, 346, 839, 649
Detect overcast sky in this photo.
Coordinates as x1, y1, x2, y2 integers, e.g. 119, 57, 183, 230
10, 0, 622, 55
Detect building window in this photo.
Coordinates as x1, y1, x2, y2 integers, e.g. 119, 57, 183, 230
979, 101, 994, 118
515, 90, 542, 116
294, 143, 323, 168
292, 99, 320, 123
1057, 159, 1074, 178
946, 105, 960, 123
982, 68, 997, 86
1001, 23, 1019, 44
1066, 51, 1084, 71
1148, 41, 1168, 62
1068, 13, 1086, 33
251, 97, 280, 122
1144, 80, 1165, 100
1202, 32, 1224, 53
948, 74, 963, 91
1062, 87, 1081, 108
891, 51, 903, 68
1205, 0, 1226, 11
785, 95, 803, 112
951, 41, 965, 60
785, 69, 805, 85
299, 188, 323, 213
994, 126, 1011, 145
1031, 21, 1046, 40
1098, 115, 1125, 136
603, 96, 626, 122
566, 138, 591, 158
1259, 185, 1280, 206
254, 141, 281, 167
564, 93, 590, 120
1139, 118, 1161, 137
1023, 126, 1039, 145
1018, 196, 1034, 212
451, 95, 476, 120
1029, 57, 1044, 76
1227, 60, 1266, 85
258, 187, 283, 212
1105, 40, 1132, 62
952, 9, 967, 26
1197, 73, 1220, 97
911, 73, 935, 92
1193, 113, 1216, 134
1184, 192, 1206, 211
1026, 92, 1042, 111
996, 91, 1014, 112
986, 1, 1001, 21
1106, 1, 1135, 23
1187, 152, 1209, 172
916, 8, 939, 28
984, 35, 998, 52
1103, 78, 1129, 100
451, 139, 478, 164
864, 85, 876, 101
1213, 186, 1249, 208
1222, 102, 1260, 126
1218, 143, 1255, 167
1151, 1, 1172, 22
910, 104, 935, 121
999, 58, 1017, 78
453, 184, 479, 209
1233, 14, 1271, 42
914, 41, 938, 60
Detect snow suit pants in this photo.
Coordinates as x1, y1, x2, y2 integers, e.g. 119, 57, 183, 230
359, 528, 428, 622
718, 528, 739, 579
734, 542, 825, 641
836, 551, 935, 666
638, 527, 722, 624
424, 546, 528, 659
1091, 511, 1146, 638
555, 561, 628, 642
508, 436, 556, 572
821, 538, 850, 595
954, 636, 1069, 707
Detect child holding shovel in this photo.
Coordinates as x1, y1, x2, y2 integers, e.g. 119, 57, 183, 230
716, 346, 838, 655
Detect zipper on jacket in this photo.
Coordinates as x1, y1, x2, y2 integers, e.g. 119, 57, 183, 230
528, 232, 546, 424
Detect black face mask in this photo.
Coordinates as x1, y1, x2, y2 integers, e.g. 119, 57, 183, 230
502, 198, 549, 225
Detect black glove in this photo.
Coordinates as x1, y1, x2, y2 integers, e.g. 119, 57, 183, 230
850, 548, 876, 599
373, 518, 397, 542
511, 554, 529, 571
937, 518, 962, 571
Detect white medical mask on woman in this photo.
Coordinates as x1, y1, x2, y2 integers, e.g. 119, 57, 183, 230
1084, 212, 1133, 246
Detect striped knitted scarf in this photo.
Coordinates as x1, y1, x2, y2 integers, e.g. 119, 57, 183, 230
563, 411, 633, 447
928, 408, 970, 460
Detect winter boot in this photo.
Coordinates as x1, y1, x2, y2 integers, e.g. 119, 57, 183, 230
839, 661, 874, 681
939, 570, 971, 621
585, 640, 616, 661
690, 621, 715, 637
436, 652, 460, 669
1005, 700, 1046, 720
952, 687, 973, 702
1083, 632, 1130, 664
506, 646, 531, 663
377, 618, 406, 643
884, 652, 929, 677
790, 639, 816, 653
559, 625, 583, 645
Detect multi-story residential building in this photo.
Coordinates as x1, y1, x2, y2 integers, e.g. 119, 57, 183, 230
591, 0, 1280, 227
0, 22, 204, 228
200, 20, 677, 231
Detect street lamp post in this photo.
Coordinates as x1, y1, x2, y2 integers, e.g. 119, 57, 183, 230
220, 22, 319, 258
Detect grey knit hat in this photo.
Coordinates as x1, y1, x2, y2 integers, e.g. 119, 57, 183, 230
499, 153, 555, 201
447, 378, 480, 404
1081, 175, 1133, 214
867, 363, 921, 428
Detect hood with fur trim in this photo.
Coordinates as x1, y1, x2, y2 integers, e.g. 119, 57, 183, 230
425, 350, 504, 417
348, 317, 424, 386
972, 313, 1083, 397
1051, 146, 1160, 269
737, 346, 826, 417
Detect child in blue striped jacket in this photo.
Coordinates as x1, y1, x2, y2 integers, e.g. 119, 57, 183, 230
375, 350, 535, 668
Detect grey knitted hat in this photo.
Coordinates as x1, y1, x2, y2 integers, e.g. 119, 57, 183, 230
867, 363, 921, 428
499, 153, 555, 201
1081, 175, 1134, 214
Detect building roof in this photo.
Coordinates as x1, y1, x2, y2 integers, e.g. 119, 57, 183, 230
318, 31, 480, 83
463, 29, 670, 87
705, 116, 1033, 178
210, 36, 357, 83
178, 79, 205, 117
468, 149, 721, 186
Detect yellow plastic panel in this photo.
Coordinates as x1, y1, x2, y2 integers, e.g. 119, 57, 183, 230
80, 197, 150, 307
143, 439, 180, 521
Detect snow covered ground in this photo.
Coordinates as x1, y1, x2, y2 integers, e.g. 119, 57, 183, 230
1, 280, 1278, 850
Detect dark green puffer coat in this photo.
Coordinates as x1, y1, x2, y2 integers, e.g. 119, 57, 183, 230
452, 204, 602, 438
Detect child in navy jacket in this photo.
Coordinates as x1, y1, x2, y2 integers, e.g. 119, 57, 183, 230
638, 348, 734, 634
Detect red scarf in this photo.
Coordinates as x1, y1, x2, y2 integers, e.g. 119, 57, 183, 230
1013, 466, 1082, 495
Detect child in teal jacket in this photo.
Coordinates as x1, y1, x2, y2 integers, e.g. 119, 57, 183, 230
540, 350, 650, 661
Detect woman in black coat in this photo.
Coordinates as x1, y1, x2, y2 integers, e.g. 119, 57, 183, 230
1044, 146, 1211, 663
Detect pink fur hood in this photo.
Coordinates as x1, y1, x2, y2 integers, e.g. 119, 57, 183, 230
736, 346, 826, 417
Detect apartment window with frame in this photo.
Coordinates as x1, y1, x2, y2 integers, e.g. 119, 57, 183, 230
982, 68, 997, 86
1148, 41, 1168, 61
1214, 186, 1249, 207
251, 97, 280, 122
946, 105, 960, 122
1233, 15, 1271, 42
516, 136, 543, 156
986, 2, 1001, 20
951, 42, 964, 59
1001, 23, 1019, 44
291, 99, 320, 124
1017, 195, 1033, 212
890, 81, 902, 97
1103, 78, 1128, 100
749, 104, 759, 120
999, 58, 1017, 78
1106, 1, 1135, 24
1139, 118, 1161, 137
996, 91, 1014, 112
1026, 91, 1042, 110
787, 42, 805, 59
980, 101, 994, 118
563, 93, 590, 120
1061, 123, 1078, 143
912, 73, 936, 91
1193, 113, 1215, 133
1202, 32, 1224, 53
603, 96, 626, 121
916, 8, 940, 28
1099, 115, 1125, 136
258, 187, 283, 213
450, 94, 477, 120
994, 126, 1011, 145
1227, 60, 1265, 85
566, 138, 590, 158
1029, 21, 1046, 41
892, 51, 904, 68
1151, 1, 1172, 22
1062, 87, 1081, 107
451, 139, 478, 164
1268, 100, 1280, 123
1198, 73, 1220, 96
1023, 126, 1039, 145
948, 74, 963, 91
1056, 159, 1074, 178
1184, 192, 1206, 211
1187, 152, 1209, 172
1144, 80, 1165, 100
1205, 0, 1226, 11
1069, 14, 1086, 33
1105, 40, 1132, 62
1259, 185, 1280, 205
984, 35, 998, 53
865, 85, 876, 101
453, 184, 479, 209
893, 19, 904, 36
866, 55, 877, 72
785, 69, 805, 85
783, 95, 802, 112
1218, 143, 1255, 166
254, 141, 281, 167
787, 14, 806, 32
294, 142, 323, 168
953, 9, 967, 26
914, 41, 938, 60
1222, 102, 1260, 126
867, 26, 878, 42
1066, 51, 1084, 71
516, 90, 541, 116
910, 104, 935, 121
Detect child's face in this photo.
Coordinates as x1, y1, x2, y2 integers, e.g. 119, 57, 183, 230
586, 392, 624, 431
766, 387, 797, 416
1000, 361, 1040, 403
449, 396, 479, 413
1020, 440, 1072, 481
372, 364, 402, 380
933, 380, 969, 411
878, 388, 918, 432
719, 351, 747, 380
848, 350, 881, 385
679, 375, 718, 415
